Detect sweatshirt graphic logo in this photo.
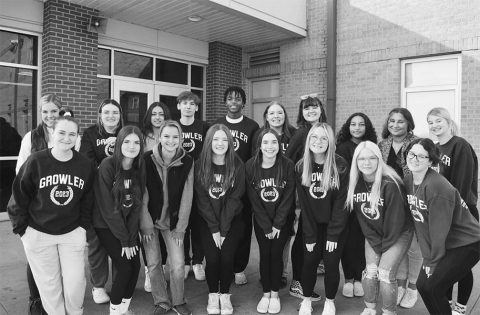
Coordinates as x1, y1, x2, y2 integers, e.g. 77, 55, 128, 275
182, 138, 196, 152
40, 174, 84, 206
182, 132, 202, 153
209, 173, 225, 199
407, 195, 426, 223
309, 172, 326, 199
229, 129, 248, 151
97, 138, 115, 157
360, 203, 380, 220
259, 178, 283, 203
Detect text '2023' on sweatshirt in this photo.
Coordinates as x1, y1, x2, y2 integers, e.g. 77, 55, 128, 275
405, 168, 480, 272
246, 156, 295, 234
352, 177, 412, 254
179, 119, 209, 161
8, 149, 95, 236
296, 155, 349, 244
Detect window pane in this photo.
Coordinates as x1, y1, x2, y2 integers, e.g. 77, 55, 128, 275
156, 59, 188, 84
0, 30, 37, 65
119, 91, 148, 128
98, 48, 111, 75
252, 79, 280, 99
159, 95, 180, 121
405, 58, 458, 87
191, 65, 203, 88
114, 51, 153, 79
97, 78, 110, 106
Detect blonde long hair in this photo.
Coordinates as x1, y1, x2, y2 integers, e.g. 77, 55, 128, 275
346, 141, 403, 212
427, 107, 459, 136
297, 122, 339, 191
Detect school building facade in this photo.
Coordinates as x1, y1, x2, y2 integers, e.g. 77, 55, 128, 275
1, 0, 480, 213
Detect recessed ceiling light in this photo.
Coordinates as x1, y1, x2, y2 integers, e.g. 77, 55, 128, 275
188, 15, 202, 22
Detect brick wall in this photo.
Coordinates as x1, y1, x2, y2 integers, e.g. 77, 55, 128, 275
242, 0, 329, 128
205, 41, 242, 123
42, 0, 98, 132
336, 0, 480, 154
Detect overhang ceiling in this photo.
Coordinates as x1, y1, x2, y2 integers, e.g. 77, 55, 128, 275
66, 0, 305, 47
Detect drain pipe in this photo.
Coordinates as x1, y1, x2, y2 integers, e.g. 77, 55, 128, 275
326, 0, 337, 129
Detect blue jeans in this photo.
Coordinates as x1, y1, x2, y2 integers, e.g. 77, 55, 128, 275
363, 229, 413, 315
143, 229, 186, 306
396, 233, 423, 285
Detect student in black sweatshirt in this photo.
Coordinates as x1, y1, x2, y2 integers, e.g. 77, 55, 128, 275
251, 101, 297, 288
286, 94, 327, 301
296, 122, 349, 315
346, 141, 413, 315
404, 138, 480, 315
246, 129, 295, 314
93, 126, 146, 315
213, 86, 259, 285
427, 107, 479, 315
80, 99, 124, 304
335, 113, 377, 299
177, 91, 209, 281
8, 116, 95, 315
194, 124, 245, 315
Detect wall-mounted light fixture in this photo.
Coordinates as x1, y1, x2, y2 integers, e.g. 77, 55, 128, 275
87, 16, 107, 34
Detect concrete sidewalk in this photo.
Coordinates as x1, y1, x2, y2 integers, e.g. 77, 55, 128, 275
1, 219, 479, 315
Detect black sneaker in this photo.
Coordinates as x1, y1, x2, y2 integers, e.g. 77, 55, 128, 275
173, 303, 192, 315
289, 280, 322, 301
29, 298, 47, 315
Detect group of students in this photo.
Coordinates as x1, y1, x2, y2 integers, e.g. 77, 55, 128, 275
6, 86, 480, 315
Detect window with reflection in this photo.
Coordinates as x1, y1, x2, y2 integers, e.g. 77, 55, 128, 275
114, 51, 153, 79
98, 48, 111, 76
191, 65, 203, 88
97, 78, 111, 106
156, 59, 188, 84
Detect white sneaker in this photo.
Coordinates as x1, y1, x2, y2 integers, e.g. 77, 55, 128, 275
360, 307, 377, 315
268, 296, 281, 314
256, 296, 270, 314
396, 287, 405, 305
193, 264, 206, 281
342, 282, 353, 297
322, 298, 335, 315
207, 293, 220, 315
298, 299, 312, 315
353, 281, 364, 297
184, 264, 191, 280
219, 293, 233, 315
93, 287, 110, 304
234, 272, 247, 285
399, 288, 417, 309
109, 302, 122, 315
144, 266, 151, 292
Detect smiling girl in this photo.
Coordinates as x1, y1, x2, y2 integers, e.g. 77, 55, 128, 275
93, 126, 146, 315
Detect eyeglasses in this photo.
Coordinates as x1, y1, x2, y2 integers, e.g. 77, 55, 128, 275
357, 156, 378, 163
407, 151, 429, 162
300, 93, 320, 100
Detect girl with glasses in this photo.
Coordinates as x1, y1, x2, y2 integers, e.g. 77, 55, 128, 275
404, 138, 480, 314
346, 141, 413, 315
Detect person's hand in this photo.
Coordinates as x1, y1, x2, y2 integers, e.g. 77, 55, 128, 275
423, 265, 432, 278
212, 232, 221, 248
171, 233, 183, 247
326, 241, 337, 252
106, 137, 116, 145
306, 243, 316, 252
121, 246, 139, 260
271, 227, 280, 239
142, 233, 153, 243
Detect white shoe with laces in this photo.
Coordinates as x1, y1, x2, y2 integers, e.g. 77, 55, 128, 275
353, 281, 364, 297
256, 296, 270, 314
298, 299, 312, 315
92, 287, 110, 304
193, 264, 206, 281
321, 298, 335, 315
399, 288, 417, 308
268, 296, 281, 314
360, 307, 377, 315
219, 293, 233, 315
206, 293, 220, 315
396, 287, 405, 305
342, 282, 353, 297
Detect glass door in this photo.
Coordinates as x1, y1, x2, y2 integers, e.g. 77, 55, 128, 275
113, 80, 154, 129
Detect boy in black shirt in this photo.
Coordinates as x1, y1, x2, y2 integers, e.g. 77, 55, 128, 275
214, 86, 259, 284
177, 91, 209, 281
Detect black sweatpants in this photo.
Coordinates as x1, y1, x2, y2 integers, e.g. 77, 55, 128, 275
417, 241, 480, 314
234, 196, 252, 273
341, 211, 365, 281
200, 215, 244, 293
96, 228, 141, 305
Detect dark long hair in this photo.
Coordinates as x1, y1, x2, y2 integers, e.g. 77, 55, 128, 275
111, 126, 145, 213
142, 102, 171, 137
97, 99, 124, 137
296, 96, 327, 128
197, 124, 237, 192
250, 128, 285, 187
263, 101, 295, 139
336, 112, 377, 145
381, 107, 415, 139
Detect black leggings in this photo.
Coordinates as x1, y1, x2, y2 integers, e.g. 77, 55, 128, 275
417, 241, 480, 314
200, 215, 243, 293
301, 223, 346, 299
254, 219, 292, 292
96, 228, 141, 305
234, 196, 252, 273
341, 211, 365, 281
184, 203, 205, 265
